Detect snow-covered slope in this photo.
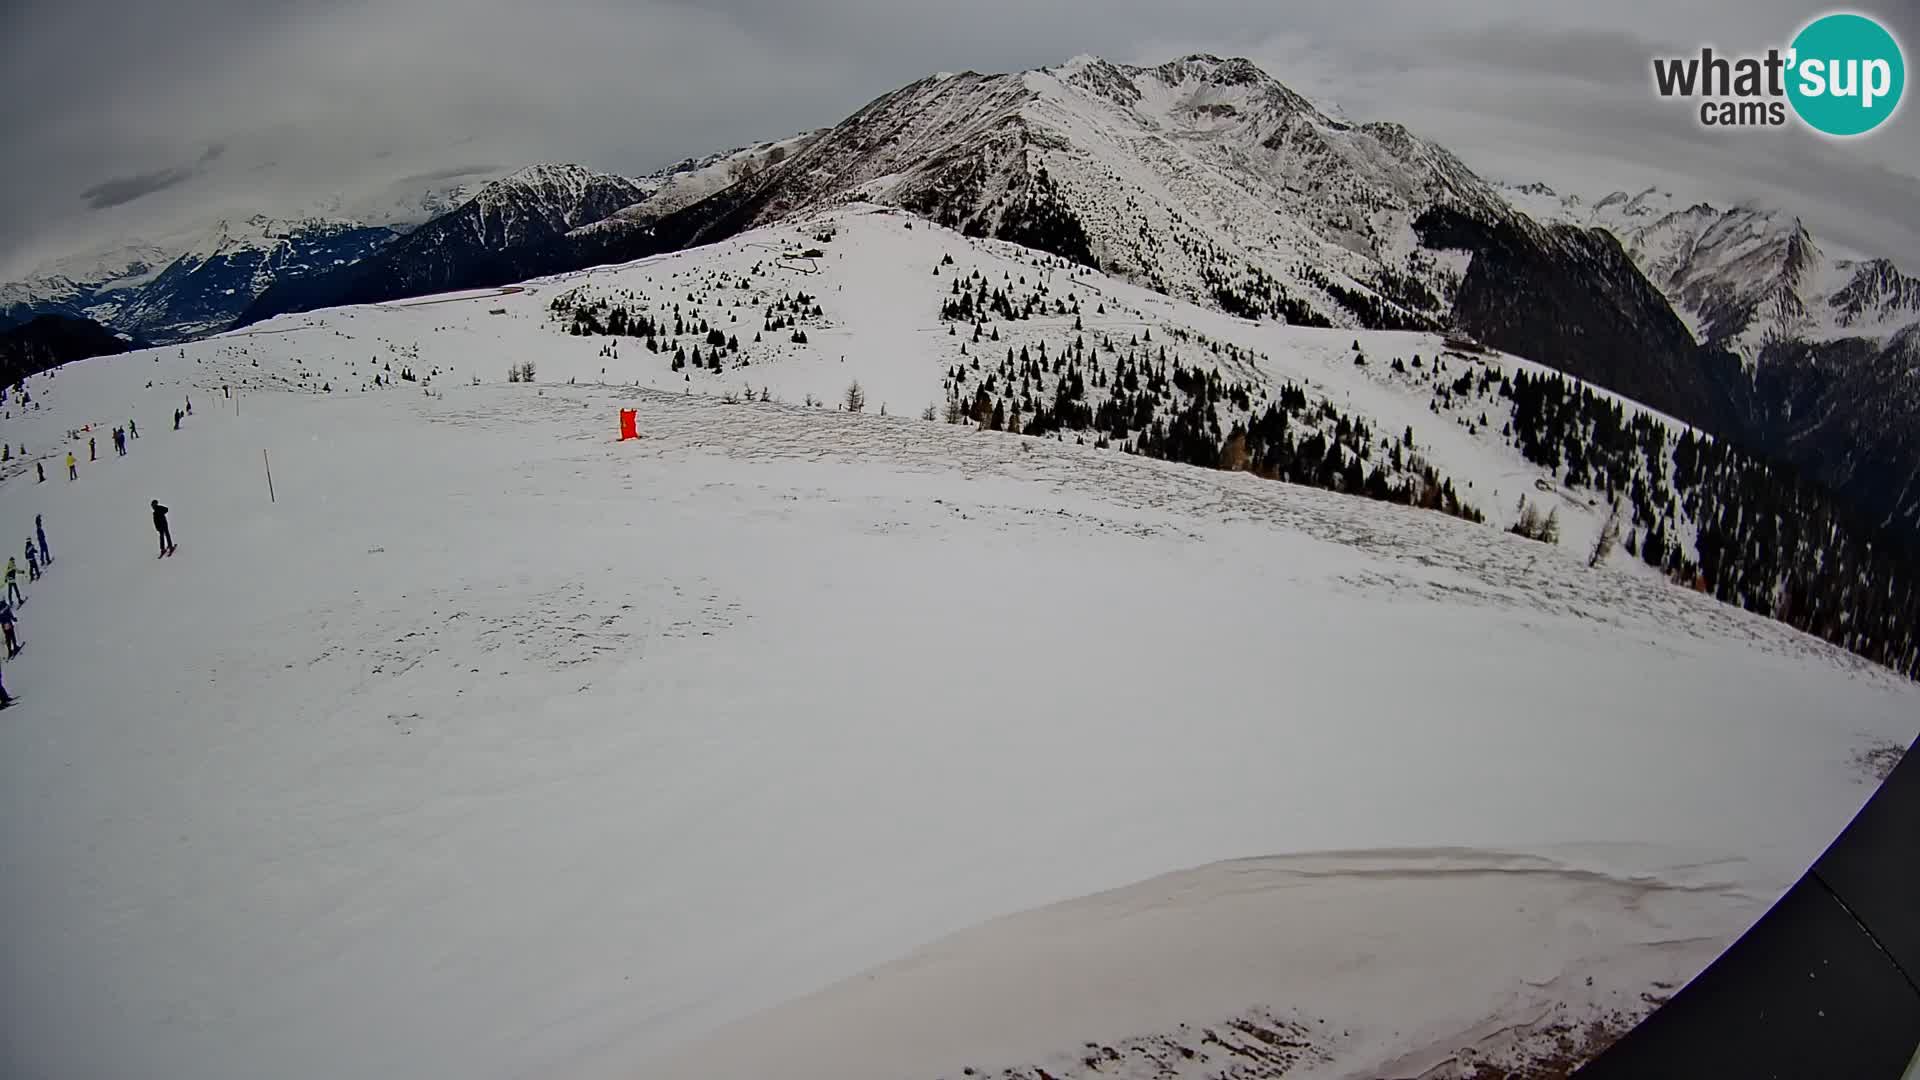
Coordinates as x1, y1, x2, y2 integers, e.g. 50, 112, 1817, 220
234, 205, 1642, 554
0, 204, 1913, 1080
227, 205, 1920, 657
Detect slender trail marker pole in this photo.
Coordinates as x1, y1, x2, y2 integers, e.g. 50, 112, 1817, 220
263, 449, 276, 504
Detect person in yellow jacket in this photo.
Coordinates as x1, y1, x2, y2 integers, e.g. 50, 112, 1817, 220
66, 452, 76, 480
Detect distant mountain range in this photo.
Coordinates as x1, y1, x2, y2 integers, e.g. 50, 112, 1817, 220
7, 54, 1918, 539
240, 137, 820, 322
0, 215, 398, 345
0, 139, 809, 348
1503, 182, 1920, 539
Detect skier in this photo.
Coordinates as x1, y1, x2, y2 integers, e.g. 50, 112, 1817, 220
152, 500, 175, 557
129, 418, 138, 439
114, 428, 126, 456
36, 516, 49, 565
35, 461, 44, 483
0, 599, 17, 658
4, 557, 22, 605
66, 451, 76, 480
173, 409, 182, 431
185, 396, 192, 417
24, 541, 37, 582
89, 436, 96, 461
0, 660, 11, 708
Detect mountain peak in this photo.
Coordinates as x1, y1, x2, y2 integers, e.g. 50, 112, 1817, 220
486, 162, 618, 196
463, 164, 652, 232
1157, 53, 1267, 85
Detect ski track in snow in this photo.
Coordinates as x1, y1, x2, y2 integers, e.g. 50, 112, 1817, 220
0, 209, 1915, 1080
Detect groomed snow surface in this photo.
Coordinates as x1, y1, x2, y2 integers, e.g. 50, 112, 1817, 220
1, 208, 1915, 1080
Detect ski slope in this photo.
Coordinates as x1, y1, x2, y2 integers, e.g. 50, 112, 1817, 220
0, 208, 1915, 1080
217, 204, 1703, 561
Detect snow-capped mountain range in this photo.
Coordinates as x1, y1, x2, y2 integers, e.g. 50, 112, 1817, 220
0, 214, 400, 345
592, 54, 1521, 333
1502, 182, 1920, 360
8, 53, 1920, 535
1497, 181, 1920, 536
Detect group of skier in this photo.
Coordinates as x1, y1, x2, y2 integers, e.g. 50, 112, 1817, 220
0, 502, 174, 710
40, 414, 147, 484
0, 378, 199, 709
0, 516, 52, 708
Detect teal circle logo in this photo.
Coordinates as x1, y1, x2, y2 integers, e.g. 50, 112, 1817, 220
1787, 12, 1905, 136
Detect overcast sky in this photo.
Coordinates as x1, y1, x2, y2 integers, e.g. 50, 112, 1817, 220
3, 0, 1916, 278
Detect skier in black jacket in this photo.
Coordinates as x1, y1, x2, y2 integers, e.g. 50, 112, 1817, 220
152, 500, 175, 557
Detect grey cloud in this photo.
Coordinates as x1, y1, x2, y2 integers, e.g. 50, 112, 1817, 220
78, 166, 197, 210
1428, 24, 1668, 87
2, 0, 1917, 275
395, 164, 503, 185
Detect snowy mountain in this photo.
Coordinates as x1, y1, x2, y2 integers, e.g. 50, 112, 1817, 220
628, 131, 825, 218
1504, 182, 1920, 536
245, 55, 1723, 459
241, 163, 655, 320
0, 242, 175, 330
1, 215, 397, 344
629, 54, 1513, 330
25, 54, 1920, 536
1508, 184, 1920, 357
0, 172, 579, 347
1, 203, 1913, 1080
456, 162, 654, 233
117, 215, 398, 342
